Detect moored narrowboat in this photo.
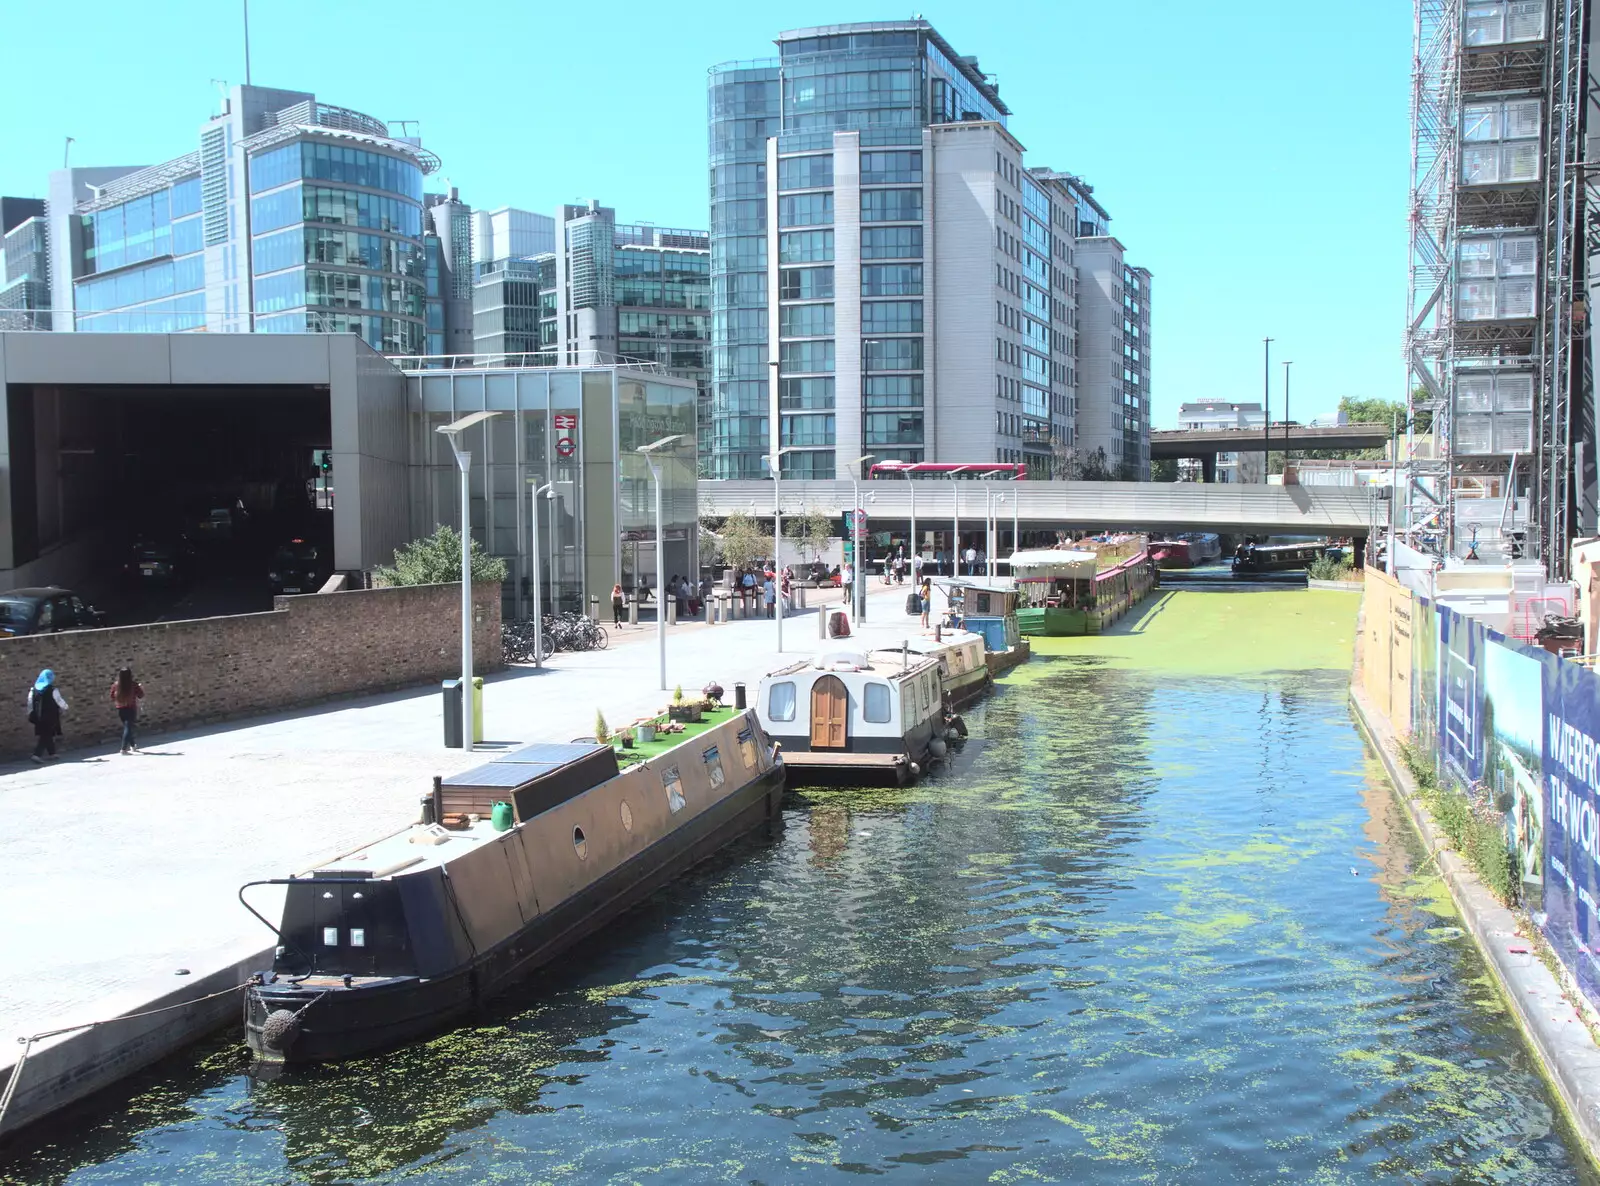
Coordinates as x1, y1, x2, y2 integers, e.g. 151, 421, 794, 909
873, 630, 991, 710
938, 579, 1029, 677
241, 711, 783, 1064
755, 649, 946, 785
1232, 540, 1327, 574
1011, 543, 1160, 636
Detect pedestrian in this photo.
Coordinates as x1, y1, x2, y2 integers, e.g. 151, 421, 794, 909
110, 666, 144, 754
763, 574, 777, 619
842, 560, 854, 608
920, 577, 932, 629
611, 582, 625, 628
964, 545, 978, 575
780, 567, 792, 617
27, 668, 67, 763
740, 569, 756, 613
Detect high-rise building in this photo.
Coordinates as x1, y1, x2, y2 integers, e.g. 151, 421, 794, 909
1074, 239, 1152, 479
423, 188, 475, 357
1176, 401, 1264, 484
473, 202, 711, 458
708, 20, 1138, 480
471, 206, 558, 362
0, 197, 50, 329
44, 85, 441, 353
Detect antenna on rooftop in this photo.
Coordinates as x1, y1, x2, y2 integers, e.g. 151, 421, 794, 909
242, 0, 252, 85
63, 137, 74, 169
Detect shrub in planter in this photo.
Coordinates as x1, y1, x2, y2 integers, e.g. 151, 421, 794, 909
667, 700, 704, 723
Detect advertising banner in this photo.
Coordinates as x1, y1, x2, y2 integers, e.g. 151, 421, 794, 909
1412, 598, 1440, 763
1439, 607, 1489, 785
1481, 639, 1547, 909
1541, 650, 1600, 1004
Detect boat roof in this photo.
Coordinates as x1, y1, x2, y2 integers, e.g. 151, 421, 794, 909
764, 649, 940, 680
934, 578, 1015, 594
441, 742, 610, 790
1008, 549, 1099, 577
873, 631, 984, 658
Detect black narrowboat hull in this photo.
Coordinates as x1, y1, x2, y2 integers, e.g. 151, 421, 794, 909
245, 765, 785, 1063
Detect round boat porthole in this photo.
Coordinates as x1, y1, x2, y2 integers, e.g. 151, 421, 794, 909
620, 801, 634, 832
573, 826, 588, 860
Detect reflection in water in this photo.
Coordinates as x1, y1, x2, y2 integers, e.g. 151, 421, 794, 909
5, 659, 1596, 1184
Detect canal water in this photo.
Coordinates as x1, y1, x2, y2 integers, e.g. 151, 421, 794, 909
5, 589, 1597, 1183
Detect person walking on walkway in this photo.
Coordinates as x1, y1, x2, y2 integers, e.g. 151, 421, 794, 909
763, 574, 777, 619
27, 668, 67, 763
964, 545, 978, 575
841, 561, 854, 609
780, 567, 792, 617
919, 577, 932, 629
110, 667, 144, 754
611, 583, 625, 628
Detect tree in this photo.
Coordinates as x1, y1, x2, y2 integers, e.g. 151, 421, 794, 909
1150, 457, 1179, 482
372, 524, 507, 587
784, 506, 833, 563
712, 510, 773, 572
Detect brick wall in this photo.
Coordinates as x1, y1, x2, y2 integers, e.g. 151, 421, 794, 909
0, 582, 501, 758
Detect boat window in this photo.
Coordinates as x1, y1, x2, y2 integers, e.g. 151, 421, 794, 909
737, 724, 759, 769
768, 681, 796, 722
663, 765, 685, 813
703, 745, 725, 788
322, 927, 338, 946
573, 826, 588, 860
349, 929, 366, 947
620, 800, 634, 831
864, 682, 891, 723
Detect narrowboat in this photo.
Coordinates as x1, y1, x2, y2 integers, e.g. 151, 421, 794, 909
873, 630, 991, 710
755, 648, 947, 785
937, 579, 1029, 677
1010, 543, 1160, 636
1149, 533, 1223, 569
241, 711, 784, 1064
1232, 540, 1327, 574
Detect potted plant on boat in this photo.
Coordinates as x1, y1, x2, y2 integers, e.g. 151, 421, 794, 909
633, 718, 656, 745
667, 684, 703, 723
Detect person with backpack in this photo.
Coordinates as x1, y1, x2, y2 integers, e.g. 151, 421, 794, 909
611, 583, 626, 628
27, 668, 67, 763
111, 667, 145, 754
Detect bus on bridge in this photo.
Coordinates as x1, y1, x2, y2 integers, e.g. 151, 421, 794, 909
869, 461, 1028, 481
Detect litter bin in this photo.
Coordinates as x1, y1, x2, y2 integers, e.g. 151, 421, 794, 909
472, 676, 484, 743
442, 679, 464, 749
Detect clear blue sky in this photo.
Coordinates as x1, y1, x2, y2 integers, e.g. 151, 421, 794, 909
1, 0, 1412, 428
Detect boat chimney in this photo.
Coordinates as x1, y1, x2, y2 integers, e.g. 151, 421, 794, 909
902, 640, 909, 671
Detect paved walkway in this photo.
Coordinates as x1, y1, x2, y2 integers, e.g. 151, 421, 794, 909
0, 581, 924, 1046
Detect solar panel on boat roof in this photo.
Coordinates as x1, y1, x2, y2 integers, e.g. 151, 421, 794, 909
495, 742, 605, 764
441, 762, 535, 788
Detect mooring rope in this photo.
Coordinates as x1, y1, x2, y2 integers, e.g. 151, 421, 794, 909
0, 981, 252, 1134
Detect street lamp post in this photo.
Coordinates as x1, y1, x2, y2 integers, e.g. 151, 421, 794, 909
435, 410, 499, 752
637, 434, 685, 692
527, 476, 554, 668
1262, 336, 1274, 483
765, 445, 798, 652
843, 454, 875, 622
1282, 360, 1293, 471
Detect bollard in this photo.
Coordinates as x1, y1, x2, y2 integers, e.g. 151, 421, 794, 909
667, 598, 677, 626
797, 585, 807, 609
629, 594, 639, 627
818, 601, 828, 638
589, 594, 600, 622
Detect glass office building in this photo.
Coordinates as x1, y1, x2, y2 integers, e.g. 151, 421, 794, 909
0, 198, 50, 330
48, 85, 440, 354
404, 365, 698, 619
709, 21, 1149, 482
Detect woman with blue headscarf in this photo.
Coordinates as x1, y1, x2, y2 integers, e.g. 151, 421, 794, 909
26, 668, 68, 763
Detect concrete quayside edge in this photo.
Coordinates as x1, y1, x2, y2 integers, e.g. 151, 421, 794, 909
1350, 683, 1600, 1161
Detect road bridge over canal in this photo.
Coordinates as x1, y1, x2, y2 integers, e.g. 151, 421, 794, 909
699, 480, 1376, 537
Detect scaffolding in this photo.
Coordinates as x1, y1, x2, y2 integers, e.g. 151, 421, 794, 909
1405, 0, 1590, 577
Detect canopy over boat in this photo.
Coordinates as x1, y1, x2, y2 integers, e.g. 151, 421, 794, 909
1007, 549, 1099, 582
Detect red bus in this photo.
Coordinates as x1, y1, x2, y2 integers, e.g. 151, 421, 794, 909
868, 462, 1029, 481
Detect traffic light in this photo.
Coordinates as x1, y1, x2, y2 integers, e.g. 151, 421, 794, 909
317, 449, 333, 474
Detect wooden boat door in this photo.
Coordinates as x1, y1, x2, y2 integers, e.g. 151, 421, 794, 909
810, 675, 848, 749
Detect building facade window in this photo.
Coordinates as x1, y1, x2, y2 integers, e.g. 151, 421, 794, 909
861, 226, 922, 259
861, 188, 923, 222
779, 339, 836, 373
864, 375, 923, 407
863, 337, 922, 370
862, 300, 922, 334
861, 263, 922, 296
860, 151, 922, 184
779, 303, 835, 337
778, 193, 834, 227
778, 155, 834, 191
779, 266, 834, 300
781, 413, 836, 446
778, 230, 835, 263
779, 377, 836, 410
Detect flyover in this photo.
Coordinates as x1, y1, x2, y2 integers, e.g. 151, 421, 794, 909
698, 479, 1376, 536
1150, 423, 1391, 459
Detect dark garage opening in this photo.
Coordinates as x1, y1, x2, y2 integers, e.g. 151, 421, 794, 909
7, 382, 333, 624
